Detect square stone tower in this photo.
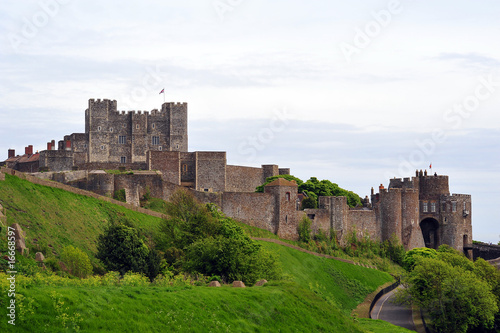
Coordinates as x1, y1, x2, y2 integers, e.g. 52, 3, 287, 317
85, 99, 188, 164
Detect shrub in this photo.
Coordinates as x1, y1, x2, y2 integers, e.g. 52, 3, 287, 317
297, 215, 312, 243
96, 223, 149, 276
121, 272, 150, 287
113, 189, 126, 202
60, 245, 93, 278
44, 257, 61, 273
314, 229, 328, 243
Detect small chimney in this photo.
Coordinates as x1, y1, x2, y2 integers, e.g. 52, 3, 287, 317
379, 184, 385, 190
25, 145, 33, 155
47, 142, 52, 151
65, 140, 71, 151
8, 149, 15, 159
51, 140, 56, 150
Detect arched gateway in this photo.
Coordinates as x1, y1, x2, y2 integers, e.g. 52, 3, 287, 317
420, 218, 439, 249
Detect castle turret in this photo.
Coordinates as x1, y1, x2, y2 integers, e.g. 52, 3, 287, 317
264, 178, 298, 239
379, 188, 402, 242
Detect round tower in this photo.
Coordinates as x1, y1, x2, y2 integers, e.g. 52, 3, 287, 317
379, 188, 402, 242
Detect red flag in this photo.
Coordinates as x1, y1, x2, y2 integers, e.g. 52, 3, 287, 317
159, 89, 164, 94
429, 163, 432, 169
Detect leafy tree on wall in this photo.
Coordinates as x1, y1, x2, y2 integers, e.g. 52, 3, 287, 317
255, 175, 362, 208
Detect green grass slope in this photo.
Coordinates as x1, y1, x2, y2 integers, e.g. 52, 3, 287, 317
0, 173, 162, 256
258, 241, 394, 314
1, 283, 370, 333
0, 173, 410, 332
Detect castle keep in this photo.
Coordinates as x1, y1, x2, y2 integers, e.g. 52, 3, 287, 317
39, 99, 188, 171
4, 99, 473, 253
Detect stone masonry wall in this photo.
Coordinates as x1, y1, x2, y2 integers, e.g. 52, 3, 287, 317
147, 151, 181, 185
222, 192, 276, 233
347, 210, 379, 241
39, 150, 74, 172
195, 152, 226, 192
225, 165, 265, 192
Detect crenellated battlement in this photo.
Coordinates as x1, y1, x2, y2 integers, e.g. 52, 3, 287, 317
445, 193, 472, 198
389, 176, 416, 188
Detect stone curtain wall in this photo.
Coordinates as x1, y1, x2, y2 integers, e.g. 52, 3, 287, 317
347, 210, 379, 241
222, 192, 276, 233
226, 165, 266, 192
147, 151, 181, 185
195, 152, 226, 193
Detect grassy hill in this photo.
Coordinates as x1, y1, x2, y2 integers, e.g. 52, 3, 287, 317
0, 173, 162, 257
0, 172, 413, 332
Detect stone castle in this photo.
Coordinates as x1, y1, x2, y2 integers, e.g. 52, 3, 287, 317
3, 99, 473, 254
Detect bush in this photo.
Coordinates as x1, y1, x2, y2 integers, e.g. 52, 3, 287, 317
96, 222, 149, 276
183, 236, 281, 285
60, 245, 93, 278
113, 189, 126, 202
44, 257, 61, 273
121, 272, 150, 287
297, 215, 312, 243
156, 189, 282, 285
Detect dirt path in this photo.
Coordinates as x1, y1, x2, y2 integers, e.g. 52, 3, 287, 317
251, 237, 377, 269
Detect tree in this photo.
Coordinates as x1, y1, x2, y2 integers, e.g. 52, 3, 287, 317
402, 247, 437, 271
60, 245, 93, 278
157, 189, 282, 284
406, 257, 497, 333
97, 223, 149, 276
300, 190, 318, 209
255, 175, 363, 208
299, 177, 362, 208
183, 236, 281, 285
157, 189, 220, 251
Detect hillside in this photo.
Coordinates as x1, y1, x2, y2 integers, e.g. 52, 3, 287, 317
0, 173, 162, 257
0, 172, 412, 332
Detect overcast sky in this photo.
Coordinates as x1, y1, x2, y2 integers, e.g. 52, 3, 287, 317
1, 1, 499, 242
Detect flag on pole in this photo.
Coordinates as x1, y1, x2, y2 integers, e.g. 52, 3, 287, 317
429, 163, 432, 169
159, 89, 164, 94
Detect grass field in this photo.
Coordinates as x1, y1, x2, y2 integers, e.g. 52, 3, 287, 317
0, 172, 412, 332
0, 173, 162, 257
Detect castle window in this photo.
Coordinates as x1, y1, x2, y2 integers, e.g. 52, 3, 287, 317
307, 214, 315, 220
158, 146, 162, 151
98, 126, 101, 131
152, 123, 155, 129
176, 144, 179, 149
182, 164, 188, 173
120, 157, 126, 164
452, 202, 457, 212
100, 145, 105, 150
136, 124, 140, 129
422, 202, 428, 213
431, 202, 436, 212
286, 192, 291, 201
110, 128, 113, 132
152, 136, 160, 145
119, 136, 126, 144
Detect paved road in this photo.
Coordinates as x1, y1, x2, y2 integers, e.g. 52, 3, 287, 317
371, 286, 416, 331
